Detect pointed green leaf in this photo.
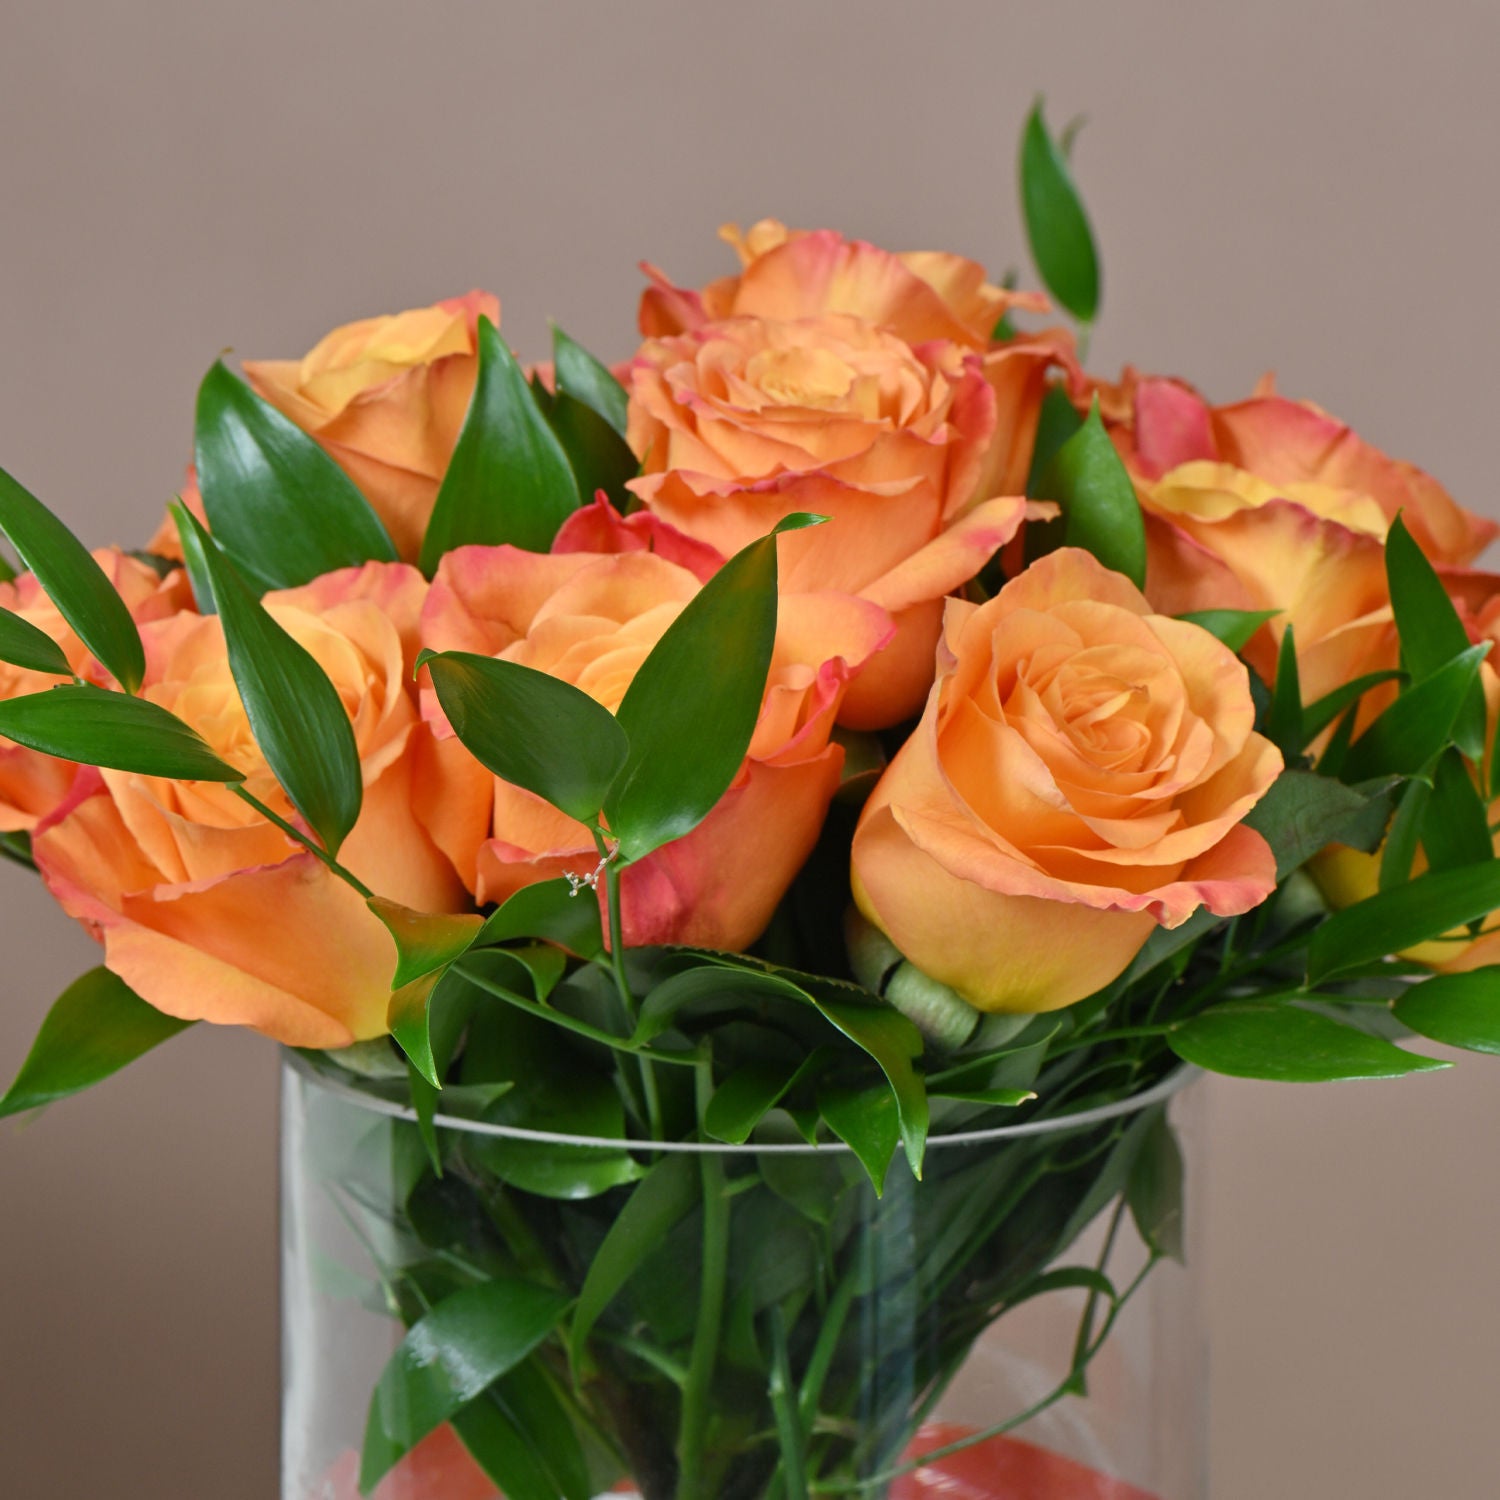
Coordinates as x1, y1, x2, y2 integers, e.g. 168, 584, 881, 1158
1379, 777, 1430, 892
1308, 860, 1500, 982
553, 325, 629, 438
387, 970, 444, 1089
419, 649, 628, 824
703, 1058, 802, 1144
1266, 624, 1303, 758
1019, 100, 1100, 323
808, 995, 927, 1177
546, 391, 638, 506
568, 1152, 697, 1370
194, 360, 397, 589
606, 515, 821, 860
0, 684, 242, 781
1386, 514, 1486, 760
0, 547, 15, 584
1023, 382, 1085, 505
1126, 1109, 1185, 1262
176, 505, 363, 854
818, 1079, 897, 1196
368, 900, 484, 990
0, 465, 145, 692
475, 876, 603, 959
1393, 968, 1500, 1054
1421, 747, 1492, 874
1342, 644, 1489, 782
1169, 1002, 1446, 1081
170, 501, 217, 615
1037, 403, 1145, 588
359, 1277, 572, 1493
419, 317, 580, 573
1, 968, 194, 1118
1301, 669, 1404, 748
1176, 609, 1278, 655
0, 606, 72, 676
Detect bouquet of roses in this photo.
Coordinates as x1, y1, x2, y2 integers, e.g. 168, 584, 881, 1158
4, 107, 1498, 1500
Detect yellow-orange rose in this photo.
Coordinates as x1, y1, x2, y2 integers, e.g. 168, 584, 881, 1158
416, 501, 892, 949
851, 549, 1282, 1012
214, 292, 500, 564
0, 549, 192, 832
1097, 374, 1496, 716
34, 563, 470, 1047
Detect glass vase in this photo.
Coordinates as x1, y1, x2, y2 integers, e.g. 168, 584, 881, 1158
282, 1053, 1205, 1500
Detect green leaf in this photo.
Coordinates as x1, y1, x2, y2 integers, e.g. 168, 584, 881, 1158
1301, 670, 1405, 748
1420, 747, 1493, 874
1126, 1110, 1185, 1262
0, 829, 33, 869
817, 1078, 898, 1196
1170, 1002, 1446, 1081
1266, 624, 1303, 759
703, 1058, 802, 1144
568, 1152, 697, 1370
631, 963, 809, 1046
1023, 383, 1085, 504
170, 502, 217, 616
0, 606, 71, 676
358, 1277, 571, 1493
0, 546, 14, 583
1019, 99, 1100, 323
0, 464, 145, 693
1244, 769, 1384, 880
1176, 609, 1278, 655
0, 684, 242, 782
1036, 403, 1145, 589
369, 900, 485, 990
1379, 777, 1430, 892
807, 996, 927, 1177
449, 1391, 571, 1500
175, 505, 363, 855
193, 360, 397, 589
546, 392, 639, 507
606, 516, 820, 860
1386, 514, 1486, 759
1394, 969, 1500, 1054
553, 325, 630, 438
0, 968, 194, 1118
475, 876, 603, 959
419, 649, 629, 824
1308, 861, 1500, 982
1341, 644, 1489, 782
387, 970, 445, 1090
419, 317, 580, 574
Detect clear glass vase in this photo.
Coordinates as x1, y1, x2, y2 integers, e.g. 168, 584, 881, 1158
282, 1053, 1205, 1500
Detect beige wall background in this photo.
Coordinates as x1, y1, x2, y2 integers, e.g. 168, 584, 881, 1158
2, 2, 1498, 1495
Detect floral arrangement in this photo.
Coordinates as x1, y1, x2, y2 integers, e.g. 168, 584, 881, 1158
4, 108, 1499, 1499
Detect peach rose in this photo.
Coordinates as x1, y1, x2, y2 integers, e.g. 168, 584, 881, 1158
851, 549, 1282, 1012
416, 501, 892, 949
34, 563, 471, 1047
0, 549, 191, 832
191, 292, 498, 565
1099, 374, 1495, 716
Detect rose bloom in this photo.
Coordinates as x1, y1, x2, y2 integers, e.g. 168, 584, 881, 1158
151, 292, 500, 565
0, 548, 191, 832
1097, 373, 1496, 714
417, 499, 891, 949
626, 223, 1072, 728
34, 563, 471, 1047
851, 549, 1282, 1012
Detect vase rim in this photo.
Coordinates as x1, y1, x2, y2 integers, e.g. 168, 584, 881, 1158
284, 1050, 1197, 1155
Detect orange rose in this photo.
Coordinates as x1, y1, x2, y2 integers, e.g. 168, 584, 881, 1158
33, 563, 470, 1047
0, 548, 191, 832
626, 224, 1072, 729
851, 549, 1282, 1012
1098, 374, 1496, 715
416, 501, 892, 949
152, 292, 498, 567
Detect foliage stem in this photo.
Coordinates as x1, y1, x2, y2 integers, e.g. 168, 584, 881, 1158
675, 1051, 731, 1500
230, 783, 374, 899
